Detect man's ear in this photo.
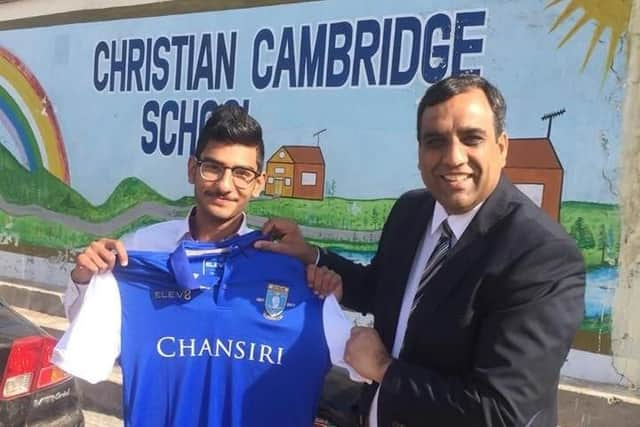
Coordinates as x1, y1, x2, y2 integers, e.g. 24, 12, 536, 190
252, 173, 266, 198
187, 156, 197, 184
497, 132, 509, 167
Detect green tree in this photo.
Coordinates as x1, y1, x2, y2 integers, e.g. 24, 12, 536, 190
608, 227, 620, 265
325, 179, 336, 196
597, 224, 608, 264
570, 217, 595, 249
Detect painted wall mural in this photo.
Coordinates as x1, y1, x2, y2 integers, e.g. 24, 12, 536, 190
0, 0, 631, 363
547, 0, 631, 77
0, 47, 69, 182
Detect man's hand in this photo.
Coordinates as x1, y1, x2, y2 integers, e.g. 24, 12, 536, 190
254, 218, 318, 265
71, 238, 128, 284
345, 327, 392, 383
306, 265, 343, 301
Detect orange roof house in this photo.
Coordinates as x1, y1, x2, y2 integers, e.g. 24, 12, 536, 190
264, 145, 325, 200
504, 138, 564, 221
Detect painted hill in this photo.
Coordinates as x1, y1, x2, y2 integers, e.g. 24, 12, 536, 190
0, 143, 191, 221
0, 142, 621, 271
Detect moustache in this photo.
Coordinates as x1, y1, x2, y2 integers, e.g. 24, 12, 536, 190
203, 190, 235, 201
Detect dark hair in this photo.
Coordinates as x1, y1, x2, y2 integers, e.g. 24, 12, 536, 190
416, 74, 506, 138
195, 104, 265, 171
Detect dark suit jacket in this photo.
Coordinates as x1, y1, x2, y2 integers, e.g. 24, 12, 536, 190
319, 176, 585, 427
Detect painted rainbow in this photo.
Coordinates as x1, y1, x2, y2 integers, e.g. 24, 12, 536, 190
0, 47, 70, 184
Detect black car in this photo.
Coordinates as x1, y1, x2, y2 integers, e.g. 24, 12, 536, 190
0, 300, 84, 426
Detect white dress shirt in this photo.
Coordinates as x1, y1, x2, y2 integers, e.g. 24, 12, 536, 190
369, 201, 483, 427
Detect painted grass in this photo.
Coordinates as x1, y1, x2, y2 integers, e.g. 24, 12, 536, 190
580, 314, 611, 334
560, 201, 620, 269
0, 211, 162, 249
247, 197, 395, 231
0, 198, 621, 270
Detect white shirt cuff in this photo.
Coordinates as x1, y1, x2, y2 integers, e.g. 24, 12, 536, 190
322, 294, 370, 383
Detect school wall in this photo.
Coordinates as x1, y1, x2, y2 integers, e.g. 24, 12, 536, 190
0, 0, 639, 391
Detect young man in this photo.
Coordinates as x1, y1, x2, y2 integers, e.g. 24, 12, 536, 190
64, 104, 267, 318
257, 75, 586, 427
56, 105, 358, 426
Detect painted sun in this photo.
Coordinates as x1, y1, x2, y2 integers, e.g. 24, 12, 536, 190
546, 0, 632, 76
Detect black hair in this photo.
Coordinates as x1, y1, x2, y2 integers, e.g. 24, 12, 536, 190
195, 104, 265, 171
416, 74, 506, 138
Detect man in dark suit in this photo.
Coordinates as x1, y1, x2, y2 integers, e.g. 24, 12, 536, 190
256, 75, 585, 426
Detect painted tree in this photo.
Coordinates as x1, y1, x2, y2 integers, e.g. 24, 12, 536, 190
597, 223, 608, 264
608, 226, 619, 265
570, 217, 595, 249
325, 179, 336, 196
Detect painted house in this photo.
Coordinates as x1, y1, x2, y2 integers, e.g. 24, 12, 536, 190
505, 137, 563, 221
264, 145, 325, 200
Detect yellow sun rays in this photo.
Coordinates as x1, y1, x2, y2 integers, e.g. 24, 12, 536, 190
546, 0, 632, 79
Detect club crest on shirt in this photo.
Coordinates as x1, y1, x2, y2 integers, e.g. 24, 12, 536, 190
263, 283, 289, 321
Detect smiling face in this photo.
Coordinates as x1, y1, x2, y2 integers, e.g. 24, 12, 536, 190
188, 141, 265, 226
418, 88, 508, 215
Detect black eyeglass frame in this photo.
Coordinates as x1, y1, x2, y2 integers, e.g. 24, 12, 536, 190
195, 158, 261, 187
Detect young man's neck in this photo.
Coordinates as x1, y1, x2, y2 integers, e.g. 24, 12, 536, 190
190, 209, 244, 242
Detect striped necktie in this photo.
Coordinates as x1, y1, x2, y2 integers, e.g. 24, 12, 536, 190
411, 220, 453, 313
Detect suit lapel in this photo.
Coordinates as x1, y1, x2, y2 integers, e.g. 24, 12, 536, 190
409, 176, 515, 319
378, 193, 435, 349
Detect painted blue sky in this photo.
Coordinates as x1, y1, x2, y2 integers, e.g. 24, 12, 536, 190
0, 0, 624, 205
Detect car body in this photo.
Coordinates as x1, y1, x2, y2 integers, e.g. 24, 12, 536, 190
0, 301, 84, 426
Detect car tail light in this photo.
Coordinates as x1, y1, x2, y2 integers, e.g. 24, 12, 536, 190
35, 337, 68, 389
1, 336, 70, 399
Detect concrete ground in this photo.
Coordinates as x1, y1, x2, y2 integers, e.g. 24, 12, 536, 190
83, 410, 122, 427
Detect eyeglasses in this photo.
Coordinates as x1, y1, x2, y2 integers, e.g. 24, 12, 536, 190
196, 159, 260, 189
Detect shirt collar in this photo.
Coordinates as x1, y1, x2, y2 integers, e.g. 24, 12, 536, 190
176, 207, 251, 244
429, 201, 483, 242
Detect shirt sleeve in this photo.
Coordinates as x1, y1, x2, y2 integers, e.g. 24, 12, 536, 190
63, 278, 87, 322
314, 245, 322, 265
53, 272, 122, 384
322, 294, 370, 383
63, 232, 137, 321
